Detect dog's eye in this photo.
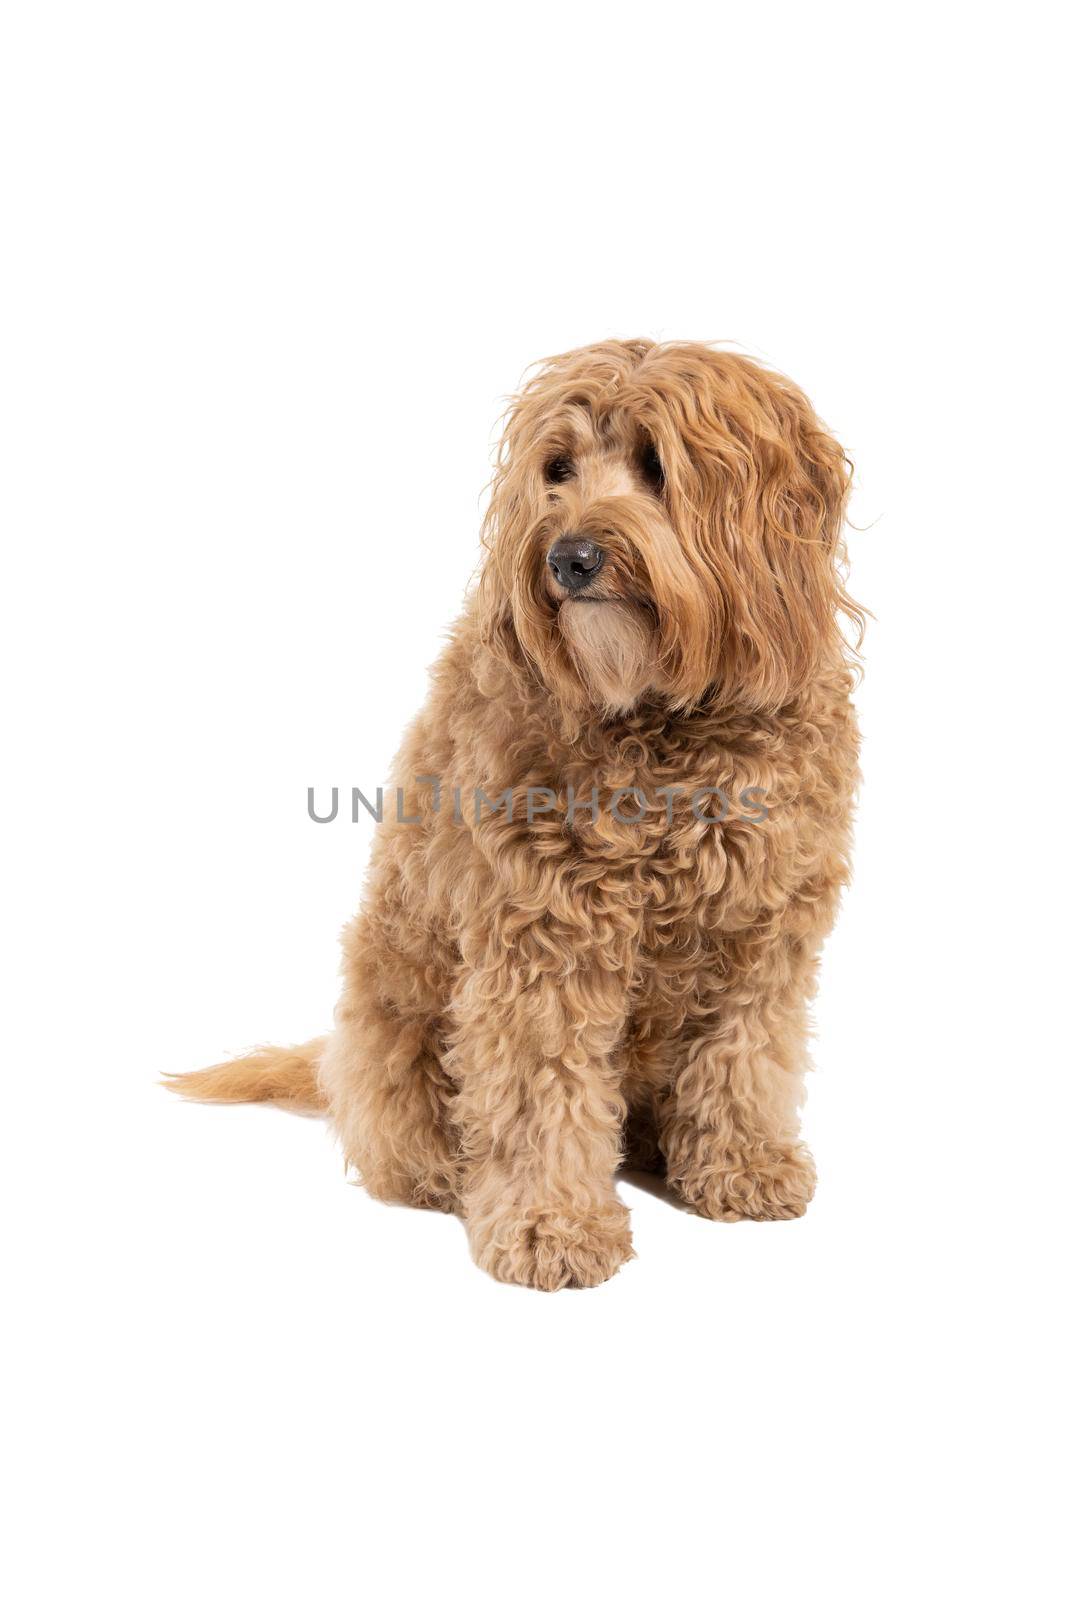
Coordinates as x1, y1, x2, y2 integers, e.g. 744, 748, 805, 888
640, 443, 665, 493
544, 455, 573, 484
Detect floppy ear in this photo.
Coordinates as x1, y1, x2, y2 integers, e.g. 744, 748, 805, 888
475, 387, 528, 672
475, 387, 583, 699
478, 478, 582, 702
664, 358, 861, 710
476, 533, 522, 678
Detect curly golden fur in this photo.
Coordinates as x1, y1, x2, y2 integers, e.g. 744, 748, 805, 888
167, 340, 862, 1290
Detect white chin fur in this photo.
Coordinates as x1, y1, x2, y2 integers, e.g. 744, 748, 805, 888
558, 599, 658, 714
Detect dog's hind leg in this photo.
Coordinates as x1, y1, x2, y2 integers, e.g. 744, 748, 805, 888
320, 911, 460, 1212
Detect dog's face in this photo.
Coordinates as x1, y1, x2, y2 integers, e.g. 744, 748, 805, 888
480, 340, 860, 719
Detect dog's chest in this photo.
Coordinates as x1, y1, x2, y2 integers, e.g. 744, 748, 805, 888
550, 718, 821, 954
558, 726, 765, 855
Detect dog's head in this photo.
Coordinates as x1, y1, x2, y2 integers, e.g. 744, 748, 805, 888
479, 340, 861, 719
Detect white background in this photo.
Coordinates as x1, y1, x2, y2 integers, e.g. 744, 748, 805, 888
2, 3, 1063, 1596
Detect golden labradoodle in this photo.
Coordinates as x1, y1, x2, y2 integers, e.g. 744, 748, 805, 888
168, 340, 862, 1290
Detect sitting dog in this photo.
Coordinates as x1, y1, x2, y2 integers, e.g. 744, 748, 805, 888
168, 339, 863, 1290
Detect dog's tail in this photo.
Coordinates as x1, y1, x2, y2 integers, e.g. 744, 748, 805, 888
162, 1037, 329, 1113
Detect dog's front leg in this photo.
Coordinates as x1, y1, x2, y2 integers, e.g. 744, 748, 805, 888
659, 934, 819, 1222
450, 951, 633, 1290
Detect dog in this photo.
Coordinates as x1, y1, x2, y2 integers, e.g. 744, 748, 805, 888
168, 339, 863, 1290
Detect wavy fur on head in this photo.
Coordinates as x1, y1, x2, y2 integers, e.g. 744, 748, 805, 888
168, 340, 862, 1291
480, 340, 862, 727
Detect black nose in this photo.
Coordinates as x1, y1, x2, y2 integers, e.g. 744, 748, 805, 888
547, 537, 604, 592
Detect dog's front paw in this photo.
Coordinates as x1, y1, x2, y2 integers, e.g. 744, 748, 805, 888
672, 1143, 816, 1221
470, 1204, 634, 1290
